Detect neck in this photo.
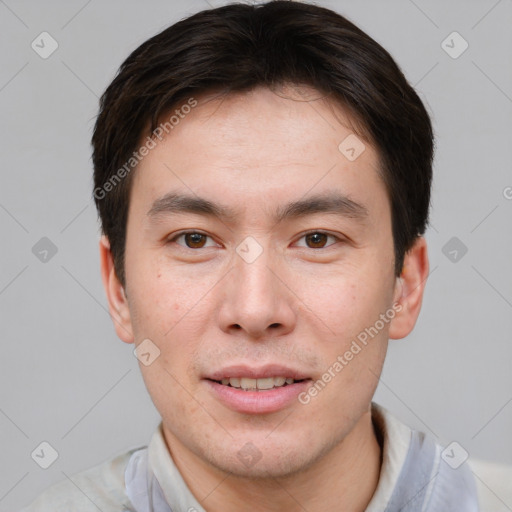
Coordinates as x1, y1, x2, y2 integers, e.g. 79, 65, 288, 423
163, 409, 382, 512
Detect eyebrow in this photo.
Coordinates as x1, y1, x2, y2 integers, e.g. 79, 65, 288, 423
146, 191, 369, 225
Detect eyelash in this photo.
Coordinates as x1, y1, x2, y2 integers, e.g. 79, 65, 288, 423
167, 230, 343, 250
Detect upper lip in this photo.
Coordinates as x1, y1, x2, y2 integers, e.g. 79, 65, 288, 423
206, 364, 311, 381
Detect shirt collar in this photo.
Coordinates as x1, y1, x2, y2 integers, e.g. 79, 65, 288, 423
148, 423, 206, 512
365, 402, 412, 510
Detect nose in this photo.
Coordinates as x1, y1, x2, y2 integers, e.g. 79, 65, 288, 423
217, 242, 297, 339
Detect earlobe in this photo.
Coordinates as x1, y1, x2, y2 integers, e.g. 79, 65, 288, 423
99, 235, 134, 344
388, 237, 429, 340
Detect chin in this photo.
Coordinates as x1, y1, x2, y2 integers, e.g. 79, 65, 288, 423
201, 434, 335, 480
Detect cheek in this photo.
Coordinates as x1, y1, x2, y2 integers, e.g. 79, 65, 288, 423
128, 253, 213, 337
142, 369, 206, 437
297, 269, 391, 344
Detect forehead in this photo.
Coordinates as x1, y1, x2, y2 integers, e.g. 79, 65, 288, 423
131, 85, 387, 222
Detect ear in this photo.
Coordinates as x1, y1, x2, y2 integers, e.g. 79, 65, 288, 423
388, 236, 429, 340
99, 235, 134, 344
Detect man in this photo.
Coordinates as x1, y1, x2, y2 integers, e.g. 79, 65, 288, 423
21, 1, 511, 511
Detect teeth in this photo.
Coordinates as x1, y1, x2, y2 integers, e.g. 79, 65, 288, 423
256, 377, 274, 390
220, 376, 296, 390
240, 377, 257, 390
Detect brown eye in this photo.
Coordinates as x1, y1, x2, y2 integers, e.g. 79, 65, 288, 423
305, 232, 329, 248
169, 231, 216, 249
295, 231, 341, 249
184, 233, 207, 248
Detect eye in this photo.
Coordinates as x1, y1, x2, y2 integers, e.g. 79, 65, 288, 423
168, 231, 218, 249
295, 231, 340, 249
167, 230, 342, 250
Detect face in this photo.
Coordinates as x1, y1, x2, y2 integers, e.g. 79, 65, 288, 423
101, 85, 427, 479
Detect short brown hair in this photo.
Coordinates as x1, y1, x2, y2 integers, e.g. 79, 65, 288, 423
92, 0, 434, 288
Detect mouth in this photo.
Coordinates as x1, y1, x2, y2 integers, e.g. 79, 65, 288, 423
208, 376, 306, 391
203, 365, 312, 414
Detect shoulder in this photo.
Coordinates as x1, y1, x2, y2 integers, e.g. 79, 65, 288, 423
468, 457, 512, 511
19, 447, 145, 512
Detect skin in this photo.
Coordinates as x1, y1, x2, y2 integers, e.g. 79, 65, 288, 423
100, 85, 429, 512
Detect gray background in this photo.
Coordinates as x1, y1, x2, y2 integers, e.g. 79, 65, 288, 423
1, 0, 511, 509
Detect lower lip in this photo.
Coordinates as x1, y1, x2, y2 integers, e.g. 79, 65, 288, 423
205, 379, 312, 414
